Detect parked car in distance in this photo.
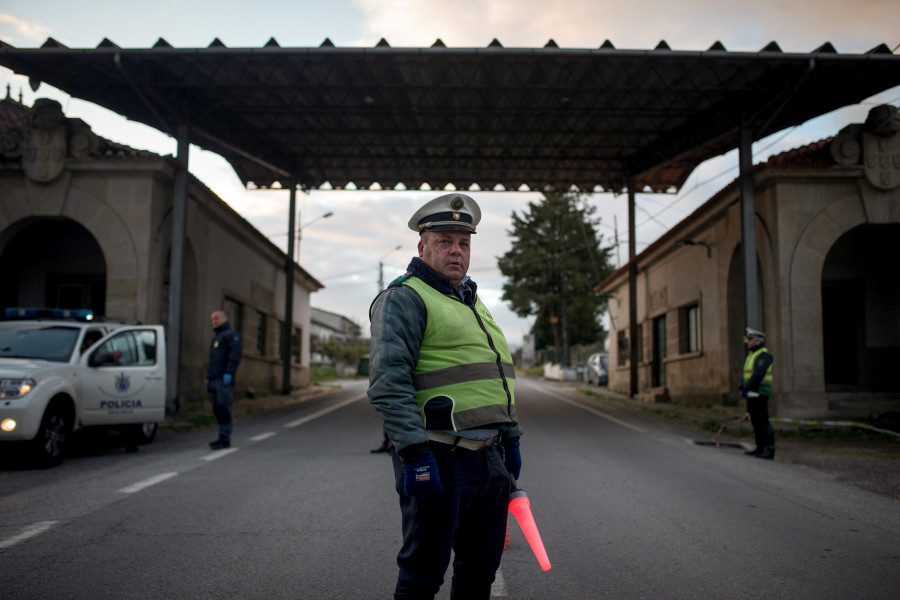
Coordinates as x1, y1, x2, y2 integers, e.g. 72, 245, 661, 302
584, 352, 609, 386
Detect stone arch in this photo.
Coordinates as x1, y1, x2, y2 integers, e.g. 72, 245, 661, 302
0, 181, 140, 319
0, 217, 106, 313
786, 195, 884, 393
821, 223, 900, 392
788, 190, 900, 392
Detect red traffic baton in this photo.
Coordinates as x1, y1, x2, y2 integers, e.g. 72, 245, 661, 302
508, 485, 551, 571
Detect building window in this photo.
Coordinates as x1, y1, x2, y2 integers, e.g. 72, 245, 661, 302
277, 320, 284, 361
652, 314, 667, 387
292, 327, 301, 363
617, 330, 629, 366
223, 298, 242, 335
679, 303, 700, 354
256, 312, 267, 356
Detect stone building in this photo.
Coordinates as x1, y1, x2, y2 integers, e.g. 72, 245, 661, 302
309, 306, 363, 366
0, 94, 323, 408
600, 104, 900, 420
310, 307, 362, 344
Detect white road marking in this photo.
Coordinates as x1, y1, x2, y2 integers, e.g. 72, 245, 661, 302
531, 386, 647, 434
492, 567, 508, 597
0, 520, 59, 549
201, 447, 239, 461
284, 396, 360, 428
118, 472, 179, 494
250, 431, 277, 442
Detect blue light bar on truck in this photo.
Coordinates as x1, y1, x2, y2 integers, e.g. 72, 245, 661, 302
4, 308, 95, 321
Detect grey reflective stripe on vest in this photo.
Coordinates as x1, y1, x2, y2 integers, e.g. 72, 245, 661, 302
414, 361, 516, 391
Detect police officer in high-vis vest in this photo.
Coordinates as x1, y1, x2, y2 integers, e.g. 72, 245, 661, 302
740, 327, 775, 459
368, 193, 522, 600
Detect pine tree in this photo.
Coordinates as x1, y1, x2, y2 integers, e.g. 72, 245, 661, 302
498, 192, 614, 365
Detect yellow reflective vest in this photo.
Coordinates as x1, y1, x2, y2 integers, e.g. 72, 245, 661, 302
743, 346, 773, 396
402, 276, 517, 431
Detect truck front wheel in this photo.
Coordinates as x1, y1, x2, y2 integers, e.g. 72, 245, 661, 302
125, 422, 158, 446
31, 401, 72, 468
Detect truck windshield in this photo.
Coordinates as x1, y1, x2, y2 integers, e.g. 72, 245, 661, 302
0, 325, 81, 362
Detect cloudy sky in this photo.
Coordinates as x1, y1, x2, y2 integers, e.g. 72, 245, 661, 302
1, 1, 898, 349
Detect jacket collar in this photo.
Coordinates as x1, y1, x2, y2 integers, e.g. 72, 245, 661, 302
406, 257, 478, 298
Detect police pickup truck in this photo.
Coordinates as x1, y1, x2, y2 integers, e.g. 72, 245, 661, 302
0, 308, 166, 467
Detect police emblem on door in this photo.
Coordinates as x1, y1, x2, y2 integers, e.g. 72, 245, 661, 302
115, 372, 131, 394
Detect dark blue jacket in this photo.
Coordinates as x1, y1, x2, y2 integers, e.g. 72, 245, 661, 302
207, 322, 242, 380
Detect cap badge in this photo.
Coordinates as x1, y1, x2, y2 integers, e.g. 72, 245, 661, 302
451, 196, 465, 210
452, 212, 461, 221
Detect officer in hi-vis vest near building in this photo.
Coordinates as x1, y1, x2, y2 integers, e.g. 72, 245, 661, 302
740, 327, 775, 460
368, 193, 522, 600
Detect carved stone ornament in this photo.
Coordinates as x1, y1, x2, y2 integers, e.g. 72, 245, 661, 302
863, 130, 900, 190
829, 104, 900, 191
1, 98, 102, 183
22, 99, 67, 183
0, 126, 23, 159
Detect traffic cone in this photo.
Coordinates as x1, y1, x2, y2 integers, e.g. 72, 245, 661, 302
509, 489, 551, 571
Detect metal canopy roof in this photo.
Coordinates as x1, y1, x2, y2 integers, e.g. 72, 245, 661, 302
2, 38, 899, 193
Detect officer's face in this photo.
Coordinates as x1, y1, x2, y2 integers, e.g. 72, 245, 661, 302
745, 336, 763, 350
419, 231, 471, 287
210, 312, 226, 329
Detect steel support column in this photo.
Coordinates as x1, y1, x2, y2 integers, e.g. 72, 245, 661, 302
281, 184, 298, 394
739, 126, 761, 331
165, 123, 189, 412
627, 183, 639, 397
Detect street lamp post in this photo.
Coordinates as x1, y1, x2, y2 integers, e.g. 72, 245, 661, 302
378, 244, 402, 292
295, 211, 334, 263
281, 206, 333, 395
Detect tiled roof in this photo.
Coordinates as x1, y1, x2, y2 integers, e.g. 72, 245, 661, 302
0, 92, 159, 159
765, 137, 836, 167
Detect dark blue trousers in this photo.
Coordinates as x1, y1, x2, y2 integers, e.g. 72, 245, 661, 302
747, 395, 775, 449
390, 441, 511, 600
208, 379, 234, 440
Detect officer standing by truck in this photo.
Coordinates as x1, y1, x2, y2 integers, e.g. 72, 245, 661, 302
206, 310, 242, 450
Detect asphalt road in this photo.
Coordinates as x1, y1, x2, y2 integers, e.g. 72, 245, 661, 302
1, 377, 898, 599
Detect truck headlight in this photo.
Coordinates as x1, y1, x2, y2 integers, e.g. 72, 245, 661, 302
0, 379, 35, 399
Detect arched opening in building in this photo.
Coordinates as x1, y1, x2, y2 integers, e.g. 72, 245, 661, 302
0, 218, 107, 315
821, 224, 900, 392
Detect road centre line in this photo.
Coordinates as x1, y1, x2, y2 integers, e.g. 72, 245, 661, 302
200, 447, 239, 462
284, 396, 361, 428
1, 399, 361, 552
116, 398, 359, 497
531, 386, 647, 434
118, 472, 179, 494
0, 520, 59, 550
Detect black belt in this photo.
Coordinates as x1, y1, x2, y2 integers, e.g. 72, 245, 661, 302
427, 430, 498, 451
